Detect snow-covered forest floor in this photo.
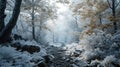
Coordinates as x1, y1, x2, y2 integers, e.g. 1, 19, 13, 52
0, 36, 120, 67
0, 0, 120, 67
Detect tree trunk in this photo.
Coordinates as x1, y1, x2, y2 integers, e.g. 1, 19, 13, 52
0, 0, 22, 43
0, 0, 6, 31
112, 0, 117, 33
32, 0, 36, 40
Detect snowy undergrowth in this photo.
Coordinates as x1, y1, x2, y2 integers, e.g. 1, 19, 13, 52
0, 30, 119, 67
12, 40, 39, 46
54, 30, 120, 67
80, 30, 120, 60
0, 40, 47, 67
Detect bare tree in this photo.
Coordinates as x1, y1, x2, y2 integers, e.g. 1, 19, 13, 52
107, 0, 120, 33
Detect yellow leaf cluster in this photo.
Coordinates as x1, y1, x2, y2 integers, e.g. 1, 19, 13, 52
108, 16, 120, 22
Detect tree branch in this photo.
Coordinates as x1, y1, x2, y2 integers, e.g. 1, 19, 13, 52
115, 0, 120, 8
107, 0, 112, 9
7, 1, 14, 8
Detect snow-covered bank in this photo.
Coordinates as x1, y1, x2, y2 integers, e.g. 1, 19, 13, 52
0, 40, 48, 67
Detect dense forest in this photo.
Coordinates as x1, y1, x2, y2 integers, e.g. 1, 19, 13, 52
0, 0, 120, 67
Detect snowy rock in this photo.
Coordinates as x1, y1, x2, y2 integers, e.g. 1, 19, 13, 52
73, 50, 82, 57
11, 42, 22, 51
37, 62, 46, 67
12, 34, 23, 40
11, 41, 41, 54
30, 56, 44, 64
90, 60, 100, 67
43, 54, 54, 63
71, 64, 79, 67
21, 45, 40, 54
73, 58, 88, 67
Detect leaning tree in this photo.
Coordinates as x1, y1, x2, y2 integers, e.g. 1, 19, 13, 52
0, 0, 22, 43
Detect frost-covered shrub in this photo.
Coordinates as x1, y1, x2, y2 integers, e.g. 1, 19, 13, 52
100, 55, 120, 67
80, 30, 112, 51
64, 29, 120, 66
82, 48, 104, 62
80, 29, 120, 63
